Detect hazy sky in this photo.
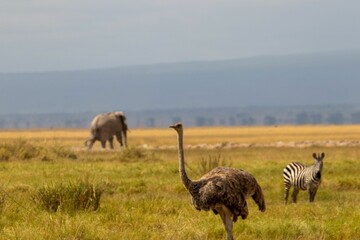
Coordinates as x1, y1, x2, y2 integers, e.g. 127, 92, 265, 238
1, 0, 360, 73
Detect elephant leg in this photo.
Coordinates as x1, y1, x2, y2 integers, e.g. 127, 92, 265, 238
122, 131, 127, 148
115, 132, 123, 147
101, 140, 106, 149
109, 137, 114, 149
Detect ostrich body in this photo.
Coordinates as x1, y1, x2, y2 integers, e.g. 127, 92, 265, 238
169, 122, 266, 240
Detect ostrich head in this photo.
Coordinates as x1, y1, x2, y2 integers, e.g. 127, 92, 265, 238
169, 122, 183, 134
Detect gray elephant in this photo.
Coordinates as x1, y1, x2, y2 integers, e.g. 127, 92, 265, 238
85, 111, 128, 150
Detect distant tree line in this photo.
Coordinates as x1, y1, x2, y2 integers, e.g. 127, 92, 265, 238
1, 106, 360, 129
186, 111, 360, 127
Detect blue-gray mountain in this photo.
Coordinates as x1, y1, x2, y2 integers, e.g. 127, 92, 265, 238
1, 51, 360, 115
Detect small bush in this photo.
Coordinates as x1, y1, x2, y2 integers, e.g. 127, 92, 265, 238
0, 140, 41, 161
196, 154, 232, 175
121, 147, 145, 159
0, 147, 12, 161
33, 180, 103, 213
117, 147, 159, 162
52, 146, 77, 160
17, 144, 38, 160
11, 139, 40, 160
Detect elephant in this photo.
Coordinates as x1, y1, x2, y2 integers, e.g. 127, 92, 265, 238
85, 111, 128, 150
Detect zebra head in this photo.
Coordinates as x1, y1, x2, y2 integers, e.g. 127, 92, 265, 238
312, 152, 325, 179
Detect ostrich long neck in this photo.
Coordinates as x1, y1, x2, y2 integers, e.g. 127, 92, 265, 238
177, 130, 192, 189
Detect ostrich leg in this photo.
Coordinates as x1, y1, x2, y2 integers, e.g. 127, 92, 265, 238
216, 205, 234, 240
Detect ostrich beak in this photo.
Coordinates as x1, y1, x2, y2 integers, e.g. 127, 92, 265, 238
169, 125, 175, 129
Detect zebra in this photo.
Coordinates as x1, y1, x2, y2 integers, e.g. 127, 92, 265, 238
283, 152, 325, 205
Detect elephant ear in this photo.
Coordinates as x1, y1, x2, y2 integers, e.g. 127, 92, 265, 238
115, 112, 128, 131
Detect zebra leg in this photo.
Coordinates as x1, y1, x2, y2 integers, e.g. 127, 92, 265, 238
284, 185, 290, 205
308, 187, 318, 202
291, 188, 300, 203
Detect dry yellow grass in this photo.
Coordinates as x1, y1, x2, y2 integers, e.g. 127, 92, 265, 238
171, 124, 360, 145
0, 129, 87, 140
1, 125, 360, 148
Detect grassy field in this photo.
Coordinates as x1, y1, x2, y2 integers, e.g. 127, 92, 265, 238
0, 125, 359, 239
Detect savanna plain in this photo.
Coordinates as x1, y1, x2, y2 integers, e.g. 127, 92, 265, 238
0, 125, 359, 240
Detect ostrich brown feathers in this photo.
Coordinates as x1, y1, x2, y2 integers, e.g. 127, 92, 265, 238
170, 122, 265, 240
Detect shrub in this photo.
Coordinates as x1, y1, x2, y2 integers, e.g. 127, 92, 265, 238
17, 143, 38, 160
33, 180, 103, 213
0, 140, 41, 161
0, 147, 11, 161
12, 139, 40, 160
121, 147, 145, 159
117, 147, 159, 162
52, 146, 77, 160
196, 154, 232, 175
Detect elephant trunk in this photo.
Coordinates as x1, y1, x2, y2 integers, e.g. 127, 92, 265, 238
122, 124, 128, 148
116, 112, 128, 148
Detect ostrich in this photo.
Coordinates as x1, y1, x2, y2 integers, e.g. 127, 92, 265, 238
169, 122, 266, 240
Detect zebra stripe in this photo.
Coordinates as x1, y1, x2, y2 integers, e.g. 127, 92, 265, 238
284, 162, 305, 188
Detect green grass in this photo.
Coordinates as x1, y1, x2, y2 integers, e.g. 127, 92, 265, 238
33, 179, 103, 213
0, 138, 359, 239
